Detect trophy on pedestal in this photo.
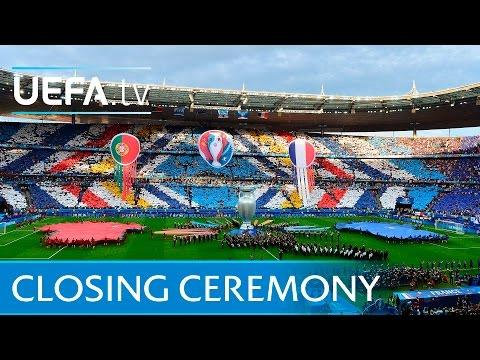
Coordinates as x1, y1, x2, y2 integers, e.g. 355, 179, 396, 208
237, 185, 256, 230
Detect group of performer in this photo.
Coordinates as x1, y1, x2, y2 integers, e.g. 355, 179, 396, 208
262, 221, 300, 231
172, 231, 219, 246
173, 220, 234, 230
223, 229, 388, 261
291, 229, 341, 242
224, 231, 297, 251
293, 242, 388, 261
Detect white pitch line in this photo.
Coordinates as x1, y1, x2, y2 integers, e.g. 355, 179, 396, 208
213, 239, 280, 260
48, 247, 66, 259
0, 217, 49, 236
0, 257, 49, 260
0, 229, 33, 237
262, 246, 279, 260
0, 230, 39, 247
429, 243, 480, 250
0, 245, 66, 260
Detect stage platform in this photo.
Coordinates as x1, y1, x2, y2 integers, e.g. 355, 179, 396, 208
190, 221, 218, 228
227, 228, 263, 237
154, 228, 217, 237
284, 225, 330, 233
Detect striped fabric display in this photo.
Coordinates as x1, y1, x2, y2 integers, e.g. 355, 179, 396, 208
110, 133, 141, 201
288, 139, 316, 205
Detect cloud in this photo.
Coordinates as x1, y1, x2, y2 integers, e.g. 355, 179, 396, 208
2, 45, 479, 95
1, 45, 479, 136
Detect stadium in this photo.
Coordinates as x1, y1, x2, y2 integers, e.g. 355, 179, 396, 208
1, 62, 480, 315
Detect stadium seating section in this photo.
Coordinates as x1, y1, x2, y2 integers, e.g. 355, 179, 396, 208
0, 123, 479, 215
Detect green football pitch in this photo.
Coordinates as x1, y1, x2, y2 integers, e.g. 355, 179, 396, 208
1, 215, 479, 307
0, 217, 480, 268
1, 215, 479, 265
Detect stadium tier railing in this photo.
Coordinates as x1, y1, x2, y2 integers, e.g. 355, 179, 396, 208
36, 207, 373, 219
0, 173, 479, 187
2, 142, 480, 159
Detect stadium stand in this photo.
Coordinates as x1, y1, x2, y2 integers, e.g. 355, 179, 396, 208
430, 187, 480, 215
0, 123, 479, 221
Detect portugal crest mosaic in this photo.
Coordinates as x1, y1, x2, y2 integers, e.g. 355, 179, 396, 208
110, 133, 140, 166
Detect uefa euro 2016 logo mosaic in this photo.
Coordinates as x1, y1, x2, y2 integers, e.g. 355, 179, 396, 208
197, 130, 234, 168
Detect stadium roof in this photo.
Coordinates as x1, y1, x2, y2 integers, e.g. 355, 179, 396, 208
1, 68, 480, 132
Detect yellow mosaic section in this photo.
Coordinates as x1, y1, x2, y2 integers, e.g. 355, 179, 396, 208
101, 181, 151, 208
280, 189, 298, 209
248, 129, 292, 167
136, 198, 151, 209
247, 130, 288, 155
91, 157, 115, 174
136, 125, 163, 140
280, 157, 293, 166
287, 190, 303, 209
281, 199, 293, 208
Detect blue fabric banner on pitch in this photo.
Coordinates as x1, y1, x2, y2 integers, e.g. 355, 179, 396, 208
0, 261, 368, 315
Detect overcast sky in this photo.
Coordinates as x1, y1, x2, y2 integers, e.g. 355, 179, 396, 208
1, 45, 479, 137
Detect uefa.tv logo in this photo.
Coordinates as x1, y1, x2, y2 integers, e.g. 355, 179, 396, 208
11, 66, 152, 115
14, 77, 149, 106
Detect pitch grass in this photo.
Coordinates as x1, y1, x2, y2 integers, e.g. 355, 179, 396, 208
1, 215, 479, 307
2, 215, 479, 264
